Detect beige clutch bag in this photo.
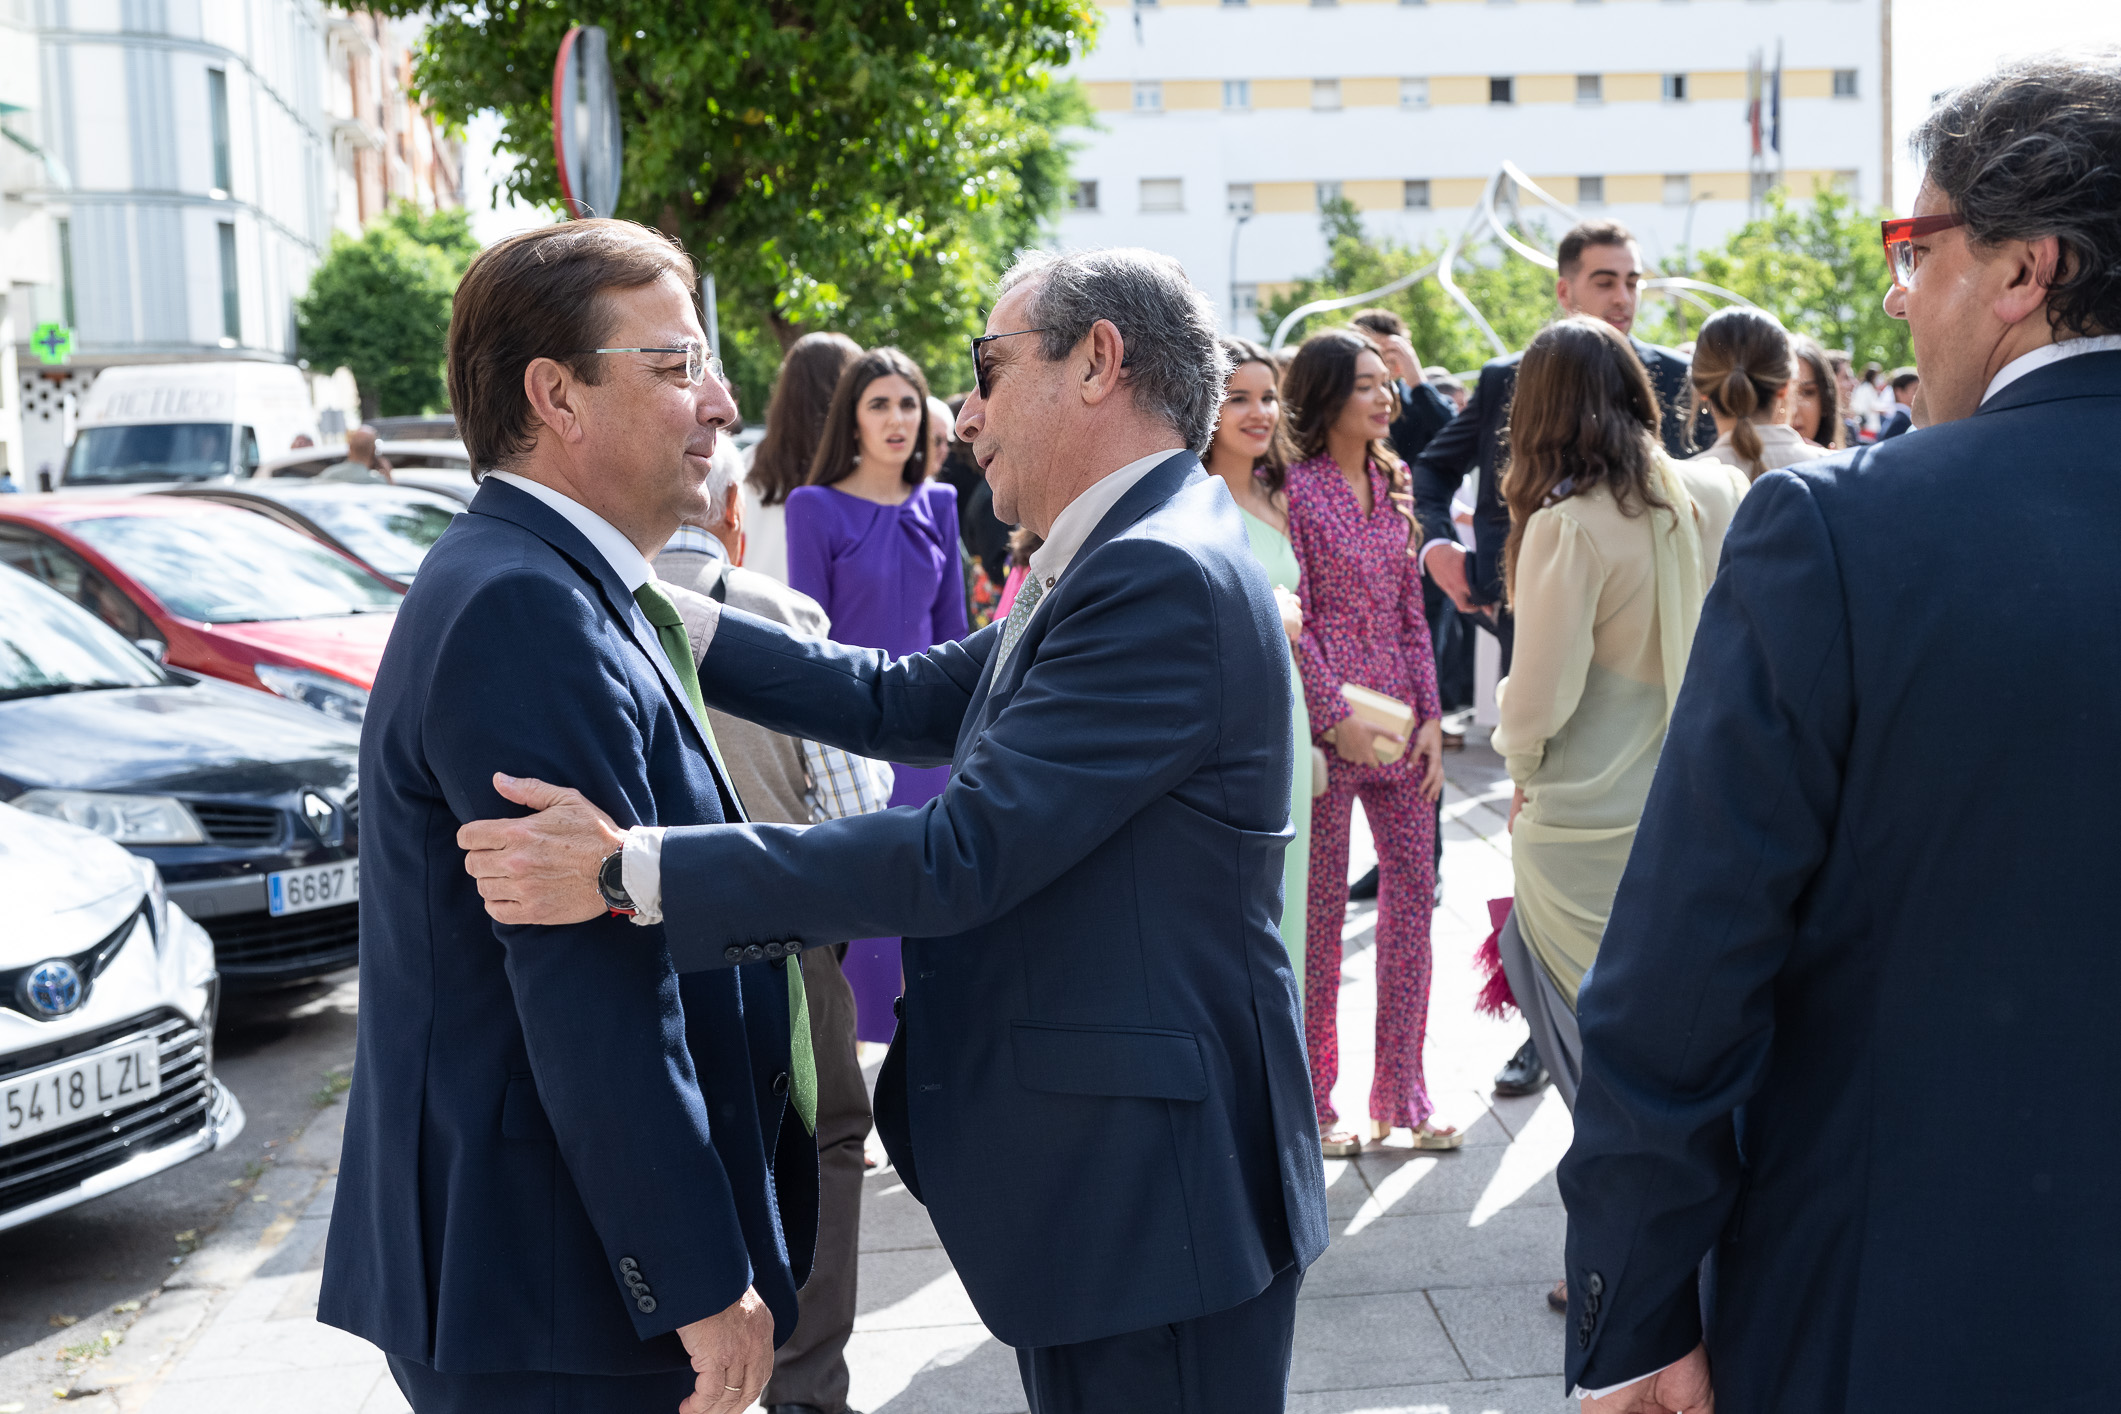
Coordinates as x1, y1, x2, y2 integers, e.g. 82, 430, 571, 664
1339, 683, 1414, 764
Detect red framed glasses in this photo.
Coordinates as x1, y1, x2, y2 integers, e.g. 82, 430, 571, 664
1881, 213, 1969, 287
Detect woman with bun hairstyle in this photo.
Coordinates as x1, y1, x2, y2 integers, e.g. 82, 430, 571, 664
1283, 328, 1454, 1156
1688, 307, 1830, 481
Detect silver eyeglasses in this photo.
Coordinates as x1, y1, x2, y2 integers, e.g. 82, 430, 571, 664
578, 339, 723, 387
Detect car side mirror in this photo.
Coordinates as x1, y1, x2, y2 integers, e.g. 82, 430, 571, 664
134, 638, 168, 664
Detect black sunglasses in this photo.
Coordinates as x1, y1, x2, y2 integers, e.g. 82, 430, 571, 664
969, 327, 1055, 399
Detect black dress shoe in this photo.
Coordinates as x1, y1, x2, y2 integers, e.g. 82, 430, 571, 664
1493, 1037, 1550, 1096
1347, 865, 1380, 902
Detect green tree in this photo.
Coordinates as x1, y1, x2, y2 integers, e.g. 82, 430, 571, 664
295, 213, 460, 419
381, 1, 1098, 409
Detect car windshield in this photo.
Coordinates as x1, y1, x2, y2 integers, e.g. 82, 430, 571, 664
68, 424, 234, 485
67, 514, 402, 623
274, 488, 460, 578
0, 567, 164, 700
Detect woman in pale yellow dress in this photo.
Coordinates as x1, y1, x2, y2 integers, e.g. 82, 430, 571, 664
1205, 339, 1310, 989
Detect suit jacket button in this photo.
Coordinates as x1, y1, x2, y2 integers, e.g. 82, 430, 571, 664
893, 995, 904, 1018
723, 946, 742, 962
772, 1071, 790, 1096
745, 944, 764, 961
1586, 1272, 1605, 1297
637, 1295, 657, 1314
618, 1257, 638, 1273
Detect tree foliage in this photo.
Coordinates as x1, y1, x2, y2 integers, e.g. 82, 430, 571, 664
381, 1, 1099, 410
295, 206, 475, 418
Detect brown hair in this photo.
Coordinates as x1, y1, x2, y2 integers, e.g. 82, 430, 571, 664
1689, 306, 1796, 480
1502, 317, 1667, 605
1557, 219, 1637, 278
1281, 328, 1407, 494
750, 331, 862, 506
807, 347, 932, 489
447, 219, 693, 474
1350, 308, 1407, 340
1789, 335, 1844, 448
1216, 337, 1296, 496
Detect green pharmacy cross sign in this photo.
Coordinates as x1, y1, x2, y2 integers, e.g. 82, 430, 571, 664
31, 323, 73, 365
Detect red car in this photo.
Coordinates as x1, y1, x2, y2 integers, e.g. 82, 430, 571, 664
0, 496, 401, 723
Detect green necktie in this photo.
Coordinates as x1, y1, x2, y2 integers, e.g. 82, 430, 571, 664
633, 582, 816, 1134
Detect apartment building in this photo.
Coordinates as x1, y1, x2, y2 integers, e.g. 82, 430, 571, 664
1058, 0, 1890, 335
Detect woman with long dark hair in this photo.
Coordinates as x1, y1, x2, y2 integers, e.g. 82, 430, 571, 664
1283, 328, 1452, 1156
1492, 317, 1750, 1115
1788, 334, 1846, 449
785, 346, 968, 1042
1206, 338, 1310, 983
742, 331, 863, 581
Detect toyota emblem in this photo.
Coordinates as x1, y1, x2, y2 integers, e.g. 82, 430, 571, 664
22, 960, 84, 1018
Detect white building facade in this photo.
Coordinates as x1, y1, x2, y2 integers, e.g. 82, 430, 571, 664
1058, 0, 1890, 338
1, 1, 459, 485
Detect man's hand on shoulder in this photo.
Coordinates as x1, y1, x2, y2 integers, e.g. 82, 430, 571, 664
1581, 1344, 1714, 1414
676, 1285, 775, 1414
458, 772, 624, 925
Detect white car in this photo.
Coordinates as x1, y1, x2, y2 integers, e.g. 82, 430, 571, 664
0, 803, 243, 1233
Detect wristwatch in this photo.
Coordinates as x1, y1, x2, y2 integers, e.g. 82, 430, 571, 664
597, 848, 635, 916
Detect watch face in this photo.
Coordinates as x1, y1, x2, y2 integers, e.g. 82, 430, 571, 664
598, 850, 630, 908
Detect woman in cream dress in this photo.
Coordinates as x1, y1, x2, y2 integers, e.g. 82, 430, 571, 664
1491, 318, 1749, 1115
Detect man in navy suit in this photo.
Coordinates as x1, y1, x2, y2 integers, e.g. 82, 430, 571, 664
319, 221, 816, 1414
1560, 51, 2121, 1413
461, 248, 1329, 1413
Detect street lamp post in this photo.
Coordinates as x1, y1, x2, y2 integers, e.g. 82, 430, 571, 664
1228, 212, 1253, 337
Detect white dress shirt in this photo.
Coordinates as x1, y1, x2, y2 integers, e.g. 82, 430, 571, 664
1019, 447, 1186, 619
485, 471, 654, 592
1981, 334, 2121, 405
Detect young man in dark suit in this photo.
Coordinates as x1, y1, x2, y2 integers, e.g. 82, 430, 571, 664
319, 221, 816, 1414
1562, 50, 2121, 1413
461, 248, 1329, 1414
1409, 219, 1710, 1099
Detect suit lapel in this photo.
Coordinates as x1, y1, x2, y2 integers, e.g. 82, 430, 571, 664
468, 479, 747, 823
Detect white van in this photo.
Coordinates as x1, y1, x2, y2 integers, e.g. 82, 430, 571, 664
60, 363, 322, 490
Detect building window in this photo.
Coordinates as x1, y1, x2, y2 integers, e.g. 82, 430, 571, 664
1312, 79, 1341, 111
1576, 74, 1602, 104
1750, 170, 1776, 202
1578, 175, 1605, 206
1316, 180, 1344, 208
1490, 77, 1515, 105
1663, 73, 1688, 103
1234, 284, 1260, 321
217, 222, 241, 342
1404, 179, 1431, 210
1663, 174, 1690, 205
1311, 0, 1336, 7
1833, 170, 1860, 195
1224, 79, 1251, 110
1140, 177, 1184, 213
1227, 183, 1255, 216
1222, 0, 1247, 6
1401, 77, 1430, 109
1834, 69, 1859, 97
1133, 81, 1162, 113
1070, 180, 1100, 212
208, 68, 232, 194
56, 218, 76, 329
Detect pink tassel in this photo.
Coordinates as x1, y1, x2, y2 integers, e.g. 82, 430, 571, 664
1474, 897, 1519, 1019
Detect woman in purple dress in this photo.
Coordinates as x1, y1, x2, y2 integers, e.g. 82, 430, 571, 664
786, 347, 968, 1042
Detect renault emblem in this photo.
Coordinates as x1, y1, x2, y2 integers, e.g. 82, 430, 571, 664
301, 792, 336, 840
22, 960, 84, 1018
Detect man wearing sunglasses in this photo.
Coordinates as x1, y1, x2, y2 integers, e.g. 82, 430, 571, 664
459, 247, 1326, 1413
1557, 48, 2121, 1414
320, 220, 815, 1414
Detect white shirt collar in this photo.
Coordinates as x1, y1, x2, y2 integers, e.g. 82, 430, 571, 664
486, 471, 655, 593
1981, 334, 2121, 406
1025, 448, 1184, 598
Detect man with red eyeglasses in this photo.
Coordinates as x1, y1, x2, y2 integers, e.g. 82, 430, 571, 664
1556, 47, 2121, 1414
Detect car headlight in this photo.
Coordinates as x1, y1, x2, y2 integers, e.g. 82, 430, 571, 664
254, 664, 370, 724
12, 789, 209, 844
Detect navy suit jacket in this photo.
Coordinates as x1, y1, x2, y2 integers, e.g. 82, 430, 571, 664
1411, 337, 1708, 607
1558, 352, 2121, 1410
319, 479, 815, 1374
657, 452, 1329, 1348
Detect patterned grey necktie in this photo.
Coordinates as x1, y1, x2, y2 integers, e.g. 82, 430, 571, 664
991, 573, 1046, 686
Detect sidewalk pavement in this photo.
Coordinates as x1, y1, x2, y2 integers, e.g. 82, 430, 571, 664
60, 730, 1577, 1414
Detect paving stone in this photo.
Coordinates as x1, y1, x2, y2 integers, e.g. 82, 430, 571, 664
860, 1179, 947, 1253
1287, 1373, 1574, 1414
1304, 1207, 1566, 1298
1348, 1147, 1562, 1220
856, 1326, 1025, 1414
1427, 1283, 1569, 1380
1290, 1289, 1466, 1392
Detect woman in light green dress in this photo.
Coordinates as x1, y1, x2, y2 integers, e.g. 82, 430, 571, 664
1208, 339, 1309, 989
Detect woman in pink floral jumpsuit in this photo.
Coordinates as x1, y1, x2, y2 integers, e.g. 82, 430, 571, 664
1282, 328, 1458, 1154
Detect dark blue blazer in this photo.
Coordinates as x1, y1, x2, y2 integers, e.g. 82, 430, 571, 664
319, 479, 815, 1374
659, 453, 1329, 1349
1558, 352, 2121, 1410
1411, 337, 1708, 607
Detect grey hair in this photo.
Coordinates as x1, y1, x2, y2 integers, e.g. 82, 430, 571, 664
1912, 47, 2121, 339
997, 248, 1232, 452
699, 439, 744, 531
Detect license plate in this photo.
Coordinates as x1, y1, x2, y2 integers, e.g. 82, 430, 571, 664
266, 859, 359, 917
2, 1036, 163, 1149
